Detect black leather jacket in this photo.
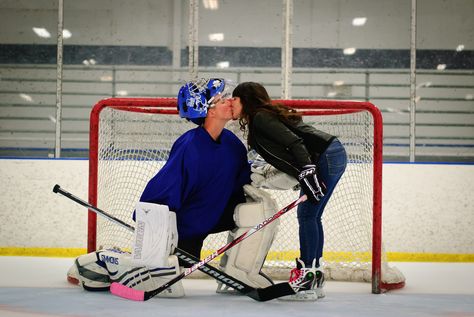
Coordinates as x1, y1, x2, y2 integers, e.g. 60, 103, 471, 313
249, 111, 336, 178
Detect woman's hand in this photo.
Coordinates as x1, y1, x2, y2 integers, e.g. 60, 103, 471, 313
297, 165, 326, 203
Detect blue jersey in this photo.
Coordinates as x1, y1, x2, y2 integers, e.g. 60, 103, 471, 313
140, 126, 251, 240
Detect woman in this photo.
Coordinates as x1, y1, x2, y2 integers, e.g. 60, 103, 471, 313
231, 82, 347, 301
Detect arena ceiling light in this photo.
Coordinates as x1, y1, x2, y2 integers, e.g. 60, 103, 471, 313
32, 27, 51, 38
208, 33, 224, 42
352, 17, 367, 26
82, 59, 97, 66
203, 0, 219, 10
216, 61, 229, 69
343, 47, 357, 55
63, 29, 72, 39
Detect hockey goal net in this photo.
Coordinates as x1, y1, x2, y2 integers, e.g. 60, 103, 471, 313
88, 98, 405, 293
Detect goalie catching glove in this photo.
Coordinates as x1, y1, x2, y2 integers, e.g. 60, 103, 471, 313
297, 164, 326, 203
250, 158, 299, 190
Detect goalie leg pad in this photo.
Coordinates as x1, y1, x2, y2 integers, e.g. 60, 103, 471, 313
68, 249, 185, 298
113, 253, 185, 298
218, 185, 279, 291
132, 202, 178, 268
68, 249, 120, 291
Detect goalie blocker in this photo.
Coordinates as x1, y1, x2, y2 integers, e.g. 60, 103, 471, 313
250, 157, 299, 191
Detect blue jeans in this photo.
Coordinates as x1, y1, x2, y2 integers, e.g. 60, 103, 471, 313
297, 139, 347, 267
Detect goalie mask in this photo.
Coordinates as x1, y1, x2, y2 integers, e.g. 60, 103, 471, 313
177, 78, 233, 125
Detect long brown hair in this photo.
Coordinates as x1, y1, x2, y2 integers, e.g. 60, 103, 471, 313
232, 82, 301, 144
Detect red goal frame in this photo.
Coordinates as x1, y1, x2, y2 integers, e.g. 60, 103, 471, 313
88, 97, 401, 294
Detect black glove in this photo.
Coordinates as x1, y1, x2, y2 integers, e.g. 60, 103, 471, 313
297, 164, 326, 203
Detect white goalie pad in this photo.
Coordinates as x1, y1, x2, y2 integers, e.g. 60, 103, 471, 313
132, 202, 178, 268
218, 184, 279, 291
251, 159, 299, 190
67, 249, 185, 298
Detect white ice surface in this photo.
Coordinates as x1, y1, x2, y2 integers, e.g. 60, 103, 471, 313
0, 257, 473, 317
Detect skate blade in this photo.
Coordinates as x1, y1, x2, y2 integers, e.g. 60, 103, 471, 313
278, 290, 318, 301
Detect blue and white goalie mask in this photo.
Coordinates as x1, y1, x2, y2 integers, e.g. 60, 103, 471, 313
177, 78, 234, 125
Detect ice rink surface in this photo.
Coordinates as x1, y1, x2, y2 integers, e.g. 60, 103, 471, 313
0, 257, 473, 317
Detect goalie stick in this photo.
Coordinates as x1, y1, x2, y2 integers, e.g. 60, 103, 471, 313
111, 192, 306, 301
52, 184, 298, 301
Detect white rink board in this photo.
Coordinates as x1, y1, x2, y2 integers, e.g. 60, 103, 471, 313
1, 159, 473, 256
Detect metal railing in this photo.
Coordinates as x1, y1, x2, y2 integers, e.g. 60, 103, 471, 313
0, 64, 473, 161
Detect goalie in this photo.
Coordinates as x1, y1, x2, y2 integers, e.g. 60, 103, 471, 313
67, 78, 284, 297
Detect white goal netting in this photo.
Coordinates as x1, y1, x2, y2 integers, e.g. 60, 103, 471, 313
88, 98, 405, 293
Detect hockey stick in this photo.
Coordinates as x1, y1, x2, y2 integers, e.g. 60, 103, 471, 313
52, 184, 298, 301
111, 194, 306, 301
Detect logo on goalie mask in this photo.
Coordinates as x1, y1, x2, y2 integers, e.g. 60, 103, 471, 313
177, 78, 229, 125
